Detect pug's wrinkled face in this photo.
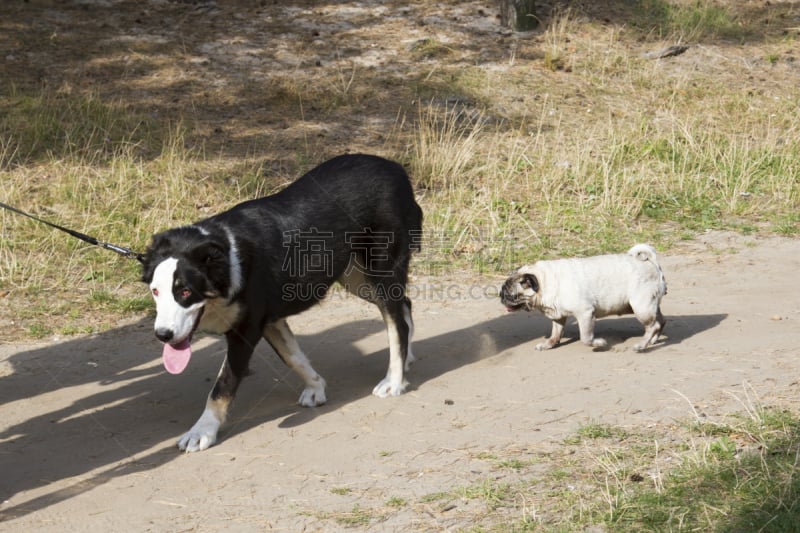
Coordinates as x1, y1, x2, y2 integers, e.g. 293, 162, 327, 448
500, 271, 539, 312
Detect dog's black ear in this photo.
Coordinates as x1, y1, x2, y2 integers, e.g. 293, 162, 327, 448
189, 241, 230, 295
194, 241, 226, 264
141, 255, 154, 283
140, 233, 171, 283
520, 273, 539, 292
190, 241, 228, 273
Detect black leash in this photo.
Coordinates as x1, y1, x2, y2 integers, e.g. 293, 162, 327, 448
0, 201, 145, 263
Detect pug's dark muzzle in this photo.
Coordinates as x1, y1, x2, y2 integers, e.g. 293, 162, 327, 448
500, 279, 527, 312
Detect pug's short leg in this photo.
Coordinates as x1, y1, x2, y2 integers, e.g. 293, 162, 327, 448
576, 310, 607, 349
536, 318, 567, 350
633, 308, 666, 352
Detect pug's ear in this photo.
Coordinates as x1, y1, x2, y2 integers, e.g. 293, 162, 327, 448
520, 273, 539, 293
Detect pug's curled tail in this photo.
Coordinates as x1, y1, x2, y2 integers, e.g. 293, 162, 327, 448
628, 243, 667, 295
628, 243, 658, 263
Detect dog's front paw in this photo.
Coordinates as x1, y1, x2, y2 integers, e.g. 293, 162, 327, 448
632, 342, 649, 352
177, 426, 217, 453
591, 338, 609, 350
372, 377, 408, 398
177, 409, 221, 453
535, 342, 554, 351
298, 382, 327, 407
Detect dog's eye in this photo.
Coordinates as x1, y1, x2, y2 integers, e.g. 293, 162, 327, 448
152, 288, 159, 297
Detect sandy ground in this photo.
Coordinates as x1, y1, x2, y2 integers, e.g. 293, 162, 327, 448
1, 231, 799, 531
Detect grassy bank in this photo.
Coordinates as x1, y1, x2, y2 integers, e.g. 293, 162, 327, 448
314, 387, 800, 532
1, 0, 798, 338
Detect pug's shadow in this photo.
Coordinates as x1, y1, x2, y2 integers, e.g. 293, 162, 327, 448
533, 313, 728, 351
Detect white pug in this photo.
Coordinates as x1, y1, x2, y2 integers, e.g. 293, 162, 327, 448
500, 244, 667, 352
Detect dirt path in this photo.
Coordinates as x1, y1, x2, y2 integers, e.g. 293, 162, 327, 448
1, 231, 799, 530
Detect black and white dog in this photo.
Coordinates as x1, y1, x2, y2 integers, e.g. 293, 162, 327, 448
141, 154, 423, 452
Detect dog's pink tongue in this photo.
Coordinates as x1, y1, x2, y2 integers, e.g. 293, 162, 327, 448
162, 339, 192, 374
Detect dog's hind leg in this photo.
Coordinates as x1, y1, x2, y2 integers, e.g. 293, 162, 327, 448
263, 319, 327, 407
178, 328, 258, 452
402, 297, 415, 371
341, 267, 415, 392
373, 297, 412, 397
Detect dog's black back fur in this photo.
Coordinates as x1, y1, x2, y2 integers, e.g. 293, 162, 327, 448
144, 154, 422, 322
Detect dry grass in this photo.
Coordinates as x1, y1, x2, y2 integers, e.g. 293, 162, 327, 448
1, 0, 798, 337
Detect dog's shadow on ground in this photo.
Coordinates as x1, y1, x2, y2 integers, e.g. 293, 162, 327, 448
0, 309, 725, 522
234, 310, 728, 432
0, 318, 211, 520
0, 316, 392, 521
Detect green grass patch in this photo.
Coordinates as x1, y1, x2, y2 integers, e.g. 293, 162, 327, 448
27, 322, 54, 339
350, 406, 799, 531
410, 38, 454, 60
459, 479, 516, 512
444, 405, 800, 531
0, 89, 160, 167
613, 410, 800, 531
386, 496, 407, 508
626, 0, 748, 42
577, 421, 629, 441
419, 491, 451, 504
332, 504, 374, 527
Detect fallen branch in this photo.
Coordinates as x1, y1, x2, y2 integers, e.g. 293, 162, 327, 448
642, 45, 690, 60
